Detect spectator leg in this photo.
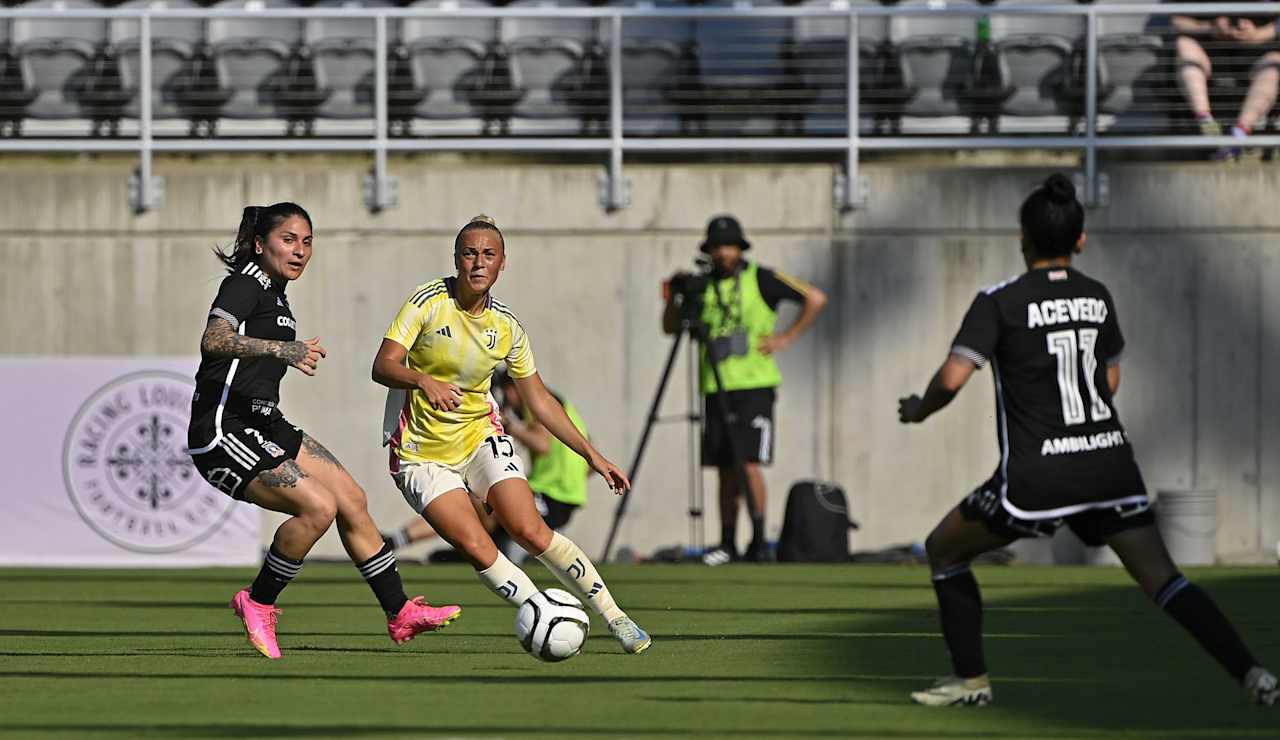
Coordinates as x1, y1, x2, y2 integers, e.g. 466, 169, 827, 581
1238, 52, 1280, 132
1176, 35, 1214, 118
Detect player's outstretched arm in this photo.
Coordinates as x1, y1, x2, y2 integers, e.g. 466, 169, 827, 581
898, 354, 976, 424
201, 317, 325, 376
514, 372, 631, 494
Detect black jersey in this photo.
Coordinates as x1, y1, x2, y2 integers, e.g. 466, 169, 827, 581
189, 261, 297, 440
951, 266, 1147, 519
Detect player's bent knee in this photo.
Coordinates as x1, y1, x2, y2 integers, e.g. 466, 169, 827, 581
453, 532, 497, 564
299, 492, 338, 531
508, 520, 552, 553
923, 528, 961, 571
334, 480, 369, 515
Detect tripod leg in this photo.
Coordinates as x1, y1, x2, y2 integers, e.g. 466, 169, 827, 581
601, 331, 687, 562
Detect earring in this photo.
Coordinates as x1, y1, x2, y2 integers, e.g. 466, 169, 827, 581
255, 248, 262, 254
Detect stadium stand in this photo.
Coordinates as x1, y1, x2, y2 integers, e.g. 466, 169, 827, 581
0, 0, 1276, 152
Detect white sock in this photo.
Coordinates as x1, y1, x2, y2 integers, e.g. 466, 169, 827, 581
535, 532, 625, 623
477, 552, 538, 607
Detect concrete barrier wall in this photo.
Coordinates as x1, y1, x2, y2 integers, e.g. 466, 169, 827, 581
1, 155, 1276, 563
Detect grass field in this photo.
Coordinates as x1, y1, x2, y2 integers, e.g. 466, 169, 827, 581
1, 563, 1277, 739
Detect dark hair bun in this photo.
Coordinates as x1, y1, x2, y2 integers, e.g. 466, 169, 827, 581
1042, 173, 1076, 204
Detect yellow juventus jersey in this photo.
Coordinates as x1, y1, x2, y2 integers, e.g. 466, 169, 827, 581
383, 277, 536, 468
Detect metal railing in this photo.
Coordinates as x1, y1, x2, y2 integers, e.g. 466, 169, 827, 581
2, 3, 1279, 213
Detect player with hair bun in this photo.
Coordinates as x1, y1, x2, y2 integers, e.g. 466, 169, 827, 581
898, 174, 1277, 707
372, 215, 652, 654
188, 202, 462, 660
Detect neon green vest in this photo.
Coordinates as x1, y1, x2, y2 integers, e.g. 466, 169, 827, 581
699, 261, 783, 394
524, 399, 589, 507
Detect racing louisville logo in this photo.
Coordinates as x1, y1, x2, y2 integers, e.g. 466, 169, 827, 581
62, 371, 236, 553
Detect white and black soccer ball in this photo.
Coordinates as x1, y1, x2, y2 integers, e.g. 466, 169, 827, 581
515, 588, 590, 662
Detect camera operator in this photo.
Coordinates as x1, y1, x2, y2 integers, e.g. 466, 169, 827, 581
662, 215, 827, 564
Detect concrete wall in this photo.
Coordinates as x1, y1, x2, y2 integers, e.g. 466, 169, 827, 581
1, 155, 1276, 563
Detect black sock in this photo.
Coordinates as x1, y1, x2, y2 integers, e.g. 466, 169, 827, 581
932, 564, 986, 679
720, 523, 736, 553
357, 543, 408, 617
750, 514, 766, 546
249, 546, 303, 606
1157, 574, 1258, 683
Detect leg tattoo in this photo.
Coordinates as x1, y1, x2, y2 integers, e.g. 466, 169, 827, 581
256, 460, 309, 489
302, 434, 345, 470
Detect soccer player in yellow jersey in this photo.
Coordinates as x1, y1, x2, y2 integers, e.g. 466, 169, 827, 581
371, 215, 651, 654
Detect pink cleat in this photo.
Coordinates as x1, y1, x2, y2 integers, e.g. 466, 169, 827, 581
230, 589, 283, 660
387, 596, 462, 645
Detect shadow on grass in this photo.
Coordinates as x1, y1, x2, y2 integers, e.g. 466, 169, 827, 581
810, 569, 1280, 735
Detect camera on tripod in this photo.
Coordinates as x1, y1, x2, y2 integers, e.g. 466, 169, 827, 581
667, 269, 709, 303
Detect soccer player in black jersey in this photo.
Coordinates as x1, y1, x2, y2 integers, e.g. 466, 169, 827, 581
898, 174, 1277, 706
188, 202, 461, 660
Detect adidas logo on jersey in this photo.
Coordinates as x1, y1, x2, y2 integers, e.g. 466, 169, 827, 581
504, 462, 520, 472
436, 326, 453, 338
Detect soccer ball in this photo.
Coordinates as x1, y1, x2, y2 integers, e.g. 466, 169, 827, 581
515, 588, 590, 662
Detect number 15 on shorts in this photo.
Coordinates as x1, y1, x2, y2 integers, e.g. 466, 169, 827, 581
486, 435, 516, 459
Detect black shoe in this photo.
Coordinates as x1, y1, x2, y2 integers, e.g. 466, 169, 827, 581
743, 541, 774, 563
701, 546, 738, 566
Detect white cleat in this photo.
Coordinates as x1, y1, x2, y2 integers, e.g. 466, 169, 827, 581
910, 675, 993, 707
608, 616, 652, 655
1245, 667, 1278, 706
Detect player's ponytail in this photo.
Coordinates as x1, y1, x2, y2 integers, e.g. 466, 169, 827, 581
214, 202, 314, 272
454, 213, 505, 254
1019, 173, 1084, 260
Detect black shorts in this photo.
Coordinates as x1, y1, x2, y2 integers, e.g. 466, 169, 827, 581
960, 477, 1154, 547
188, 412, 304, 501
702, 387, 776, 468
533, 492, 578, 530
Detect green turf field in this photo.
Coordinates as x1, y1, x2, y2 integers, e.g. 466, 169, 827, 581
1, 563, 1276, 739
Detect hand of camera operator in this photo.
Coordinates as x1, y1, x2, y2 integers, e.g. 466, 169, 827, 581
758, 285, 827, 354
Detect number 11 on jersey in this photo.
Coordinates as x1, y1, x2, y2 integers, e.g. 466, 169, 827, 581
1047, 328, 1113, 426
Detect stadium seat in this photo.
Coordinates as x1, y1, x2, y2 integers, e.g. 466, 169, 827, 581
208, 0, 314, 130
502, 0, 602, 129
1096, 0, 1168, 131
793, 0, 903, 135
687, 0, 816, 135
990, 1, 1084, 126
12, 0, 115, 128
109, 0, 204, 122
889, 0, 979, 121
307, 0, 418, 126
611, 0, 692, 135
0, 12, 38, 135
404, 0, 502, 130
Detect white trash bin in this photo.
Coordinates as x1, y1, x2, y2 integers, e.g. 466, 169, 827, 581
1156, 490, 1217, 566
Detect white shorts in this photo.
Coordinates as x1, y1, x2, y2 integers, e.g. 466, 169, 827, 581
392, 434, 527, 514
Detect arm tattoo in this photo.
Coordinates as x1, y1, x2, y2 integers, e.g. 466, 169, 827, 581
301, 435, 345, 470
202, 318, 307, 364
255, 460, 308, 489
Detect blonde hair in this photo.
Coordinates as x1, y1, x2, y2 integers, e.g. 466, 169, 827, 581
454, 214, 504, 252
